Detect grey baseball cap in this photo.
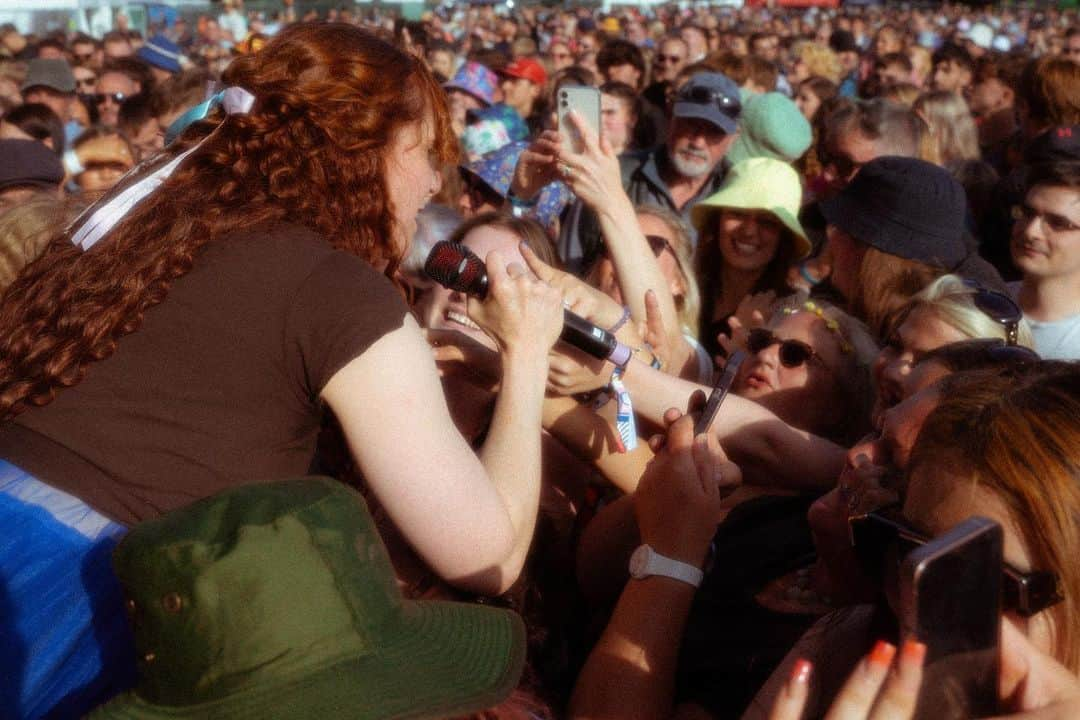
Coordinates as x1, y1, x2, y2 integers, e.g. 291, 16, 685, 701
21, 58, 76, 94
672, 72, 742, 135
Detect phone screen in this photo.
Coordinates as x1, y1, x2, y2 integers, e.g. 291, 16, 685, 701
900, 516, 1002, 720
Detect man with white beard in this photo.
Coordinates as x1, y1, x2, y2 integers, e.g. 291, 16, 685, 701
558, 72, 742, 272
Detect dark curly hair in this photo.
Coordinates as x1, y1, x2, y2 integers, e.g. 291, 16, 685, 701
0, 22, 457, 421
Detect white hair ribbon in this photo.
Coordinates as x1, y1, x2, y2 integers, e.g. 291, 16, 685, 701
69, 86, 256, 252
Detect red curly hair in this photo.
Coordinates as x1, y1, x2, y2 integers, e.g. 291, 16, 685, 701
0, 23, 457, 421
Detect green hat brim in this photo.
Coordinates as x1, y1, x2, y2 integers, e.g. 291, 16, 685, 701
90, 599, 526, 720
691, 197, 811, 261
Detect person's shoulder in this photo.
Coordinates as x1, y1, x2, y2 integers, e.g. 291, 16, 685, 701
619, 148, 656, 179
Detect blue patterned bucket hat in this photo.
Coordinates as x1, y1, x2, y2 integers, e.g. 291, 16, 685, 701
444, 61, 497, 106
460, 141, 572, 234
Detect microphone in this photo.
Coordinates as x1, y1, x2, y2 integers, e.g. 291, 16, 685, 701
425, 241, 632, 366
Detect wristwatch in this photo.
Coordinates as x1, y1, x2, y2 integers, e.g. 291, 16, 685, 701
628, 544, 704, 588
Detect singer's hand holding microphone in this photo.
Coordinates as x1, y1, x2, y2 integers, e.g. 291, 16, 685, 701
431, 246, 565, 362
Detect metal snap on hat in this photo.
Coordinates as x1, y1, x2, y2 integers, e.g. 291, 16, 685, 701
691, 157, 811, 260
819, 156, 968, 269
672, 72, 742, 135
89, 477, 526, 720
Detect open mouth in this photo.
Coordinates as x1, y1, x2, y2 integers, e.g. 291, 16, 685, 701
446, 310, 481, 331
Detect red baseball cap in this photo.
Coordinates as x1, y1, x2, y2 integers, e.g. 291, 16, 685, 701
498, 58, 547, 86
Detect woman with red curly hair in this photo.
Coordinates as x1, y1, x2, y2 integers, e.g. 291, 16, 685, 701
0, 23, 564, 717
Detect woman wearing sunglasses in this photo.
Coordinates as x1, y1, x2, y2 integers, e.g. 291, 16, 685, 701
750, 361, 1080, 720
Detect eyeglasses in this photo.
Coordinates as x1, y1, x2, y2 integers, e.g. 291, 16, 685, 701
95, 92, 128, 105
746, 328, 824, 369
676, 85, 741, 120
655, 53, 685, 64
1011, 203, 1080, 235
964, 280, 1023, 347
849, 505, 1063, 618
819, 149, 864, 180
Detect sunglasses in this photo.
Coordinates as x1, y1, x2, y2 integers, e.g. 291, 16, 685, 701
95, 91, 128, 105
76, 77, 97, 90
746, 328, 824, 369
655, 53, 685, 64
965, 281, 1023, 347
850, 505, 1063, 618
676, 85, 741, 120
1011, 203, 1080, 235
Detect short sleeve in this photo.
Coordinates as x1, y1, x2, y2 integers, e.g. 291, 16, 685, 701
286, 252, 409, 398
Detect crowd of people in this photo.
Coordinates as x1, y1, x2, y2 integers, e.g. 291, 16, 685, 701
0, 1, 1079, 718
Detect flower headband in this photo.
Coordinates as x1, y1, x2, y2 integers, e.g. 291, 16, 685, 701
781, 300, 854, 354
69, 87, 256, 252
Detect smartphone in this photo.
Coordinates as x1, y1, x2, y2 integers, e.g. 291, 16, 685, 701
693, 350, 745, 436
899, 516, 1002, 720
557, 85, 601, 155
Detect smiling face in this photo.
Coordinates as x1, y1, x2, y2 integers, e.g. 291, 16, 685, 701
419, 224, 525, 349
716, 208, 783, 274
1011, 183, 1080, 284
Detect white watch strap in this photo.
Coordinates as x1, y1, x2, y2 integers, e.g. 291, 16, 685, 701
630, 544, 704, 588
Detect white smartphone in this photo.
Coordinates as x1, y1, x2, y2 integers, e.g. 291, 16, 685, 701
557, 85, 601, 155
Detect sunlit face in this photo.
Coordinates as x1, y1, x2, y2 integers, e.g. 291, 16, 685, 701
549, 42, 573, 72
499, 76, 540, 117
427, 49, 455, 81
129, 117, 163, 161
789, 57, 810, 85
385, 120, 442, 257
96, 71, 139, 128
667, 116, 732, 180
591, 213, 686, 307
734, 311, 849, 434
902, 462, 1057, 657
794, 85, 821, 121
874, 30, 902, 58
874, 306, 970, 414
716, 208, 783, 273
600, 93, 635, 155
418, 225, 525, 349
653, 39, 688, 82
1011, 183, 1080, 283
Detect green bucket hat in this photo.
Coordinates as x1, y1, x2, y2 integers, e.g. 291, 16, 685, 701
691, 157, 811, 260
90, 478, 526, 720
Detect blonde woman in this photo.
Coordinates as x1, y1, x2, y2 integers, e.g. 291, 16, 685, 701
914, 90, 982, 168
789, 41, 842, 85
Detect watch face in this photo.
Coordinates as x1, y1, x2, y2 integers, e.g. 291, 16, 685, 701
629, 545, 651, 578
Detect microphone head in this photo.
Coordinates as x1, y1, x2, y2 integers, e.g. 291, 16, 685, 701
424, 241, 489, 299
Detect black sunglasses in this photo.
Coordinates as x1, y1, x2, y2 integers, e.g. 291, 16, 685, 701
965, 280, 1022, 347
676, 85, 741, 120
746, 328, 823, 369
850, 505, 1063, 618
95, 91, 128, 105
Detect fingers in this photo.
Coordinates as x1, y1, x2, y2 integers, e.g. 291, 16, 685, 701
687, 388, 707, 415
824, 639, 926, 720
520, 241, 556, 283
566, 109, 601, 156
769, 660, 813, 720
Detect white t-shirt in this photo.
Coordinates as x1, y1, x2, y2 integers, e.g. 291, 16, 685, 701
1028, 313, 1080, 360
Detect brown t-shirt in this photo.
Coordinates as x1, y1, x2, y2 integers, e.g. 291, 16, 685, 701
0, 221, 408, 525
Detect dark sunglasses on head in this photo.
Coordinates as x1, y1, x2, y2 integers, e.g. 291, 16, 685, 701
964, 280, 1023, 347
849, 505, 1063, 618
95, 91, 127, 105
746, 328, 823, 369
676, 85, 741, 120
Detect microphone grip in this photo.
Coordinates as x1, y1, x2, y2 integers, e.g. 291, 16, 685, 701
560, 310, 618, 360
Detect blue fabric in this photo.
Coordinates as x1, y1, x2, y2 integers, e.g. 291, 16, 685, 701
0, 460, 136, 719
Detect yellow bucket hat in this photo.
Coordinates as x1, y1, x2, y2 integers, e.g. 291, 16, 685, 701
691, 157, 811, 260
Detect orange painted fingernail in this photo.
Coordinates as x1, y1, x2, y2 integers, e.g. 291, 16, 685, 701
901, 639, 927, 665
790, 659, 813, 684
869, 640, 897, 668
